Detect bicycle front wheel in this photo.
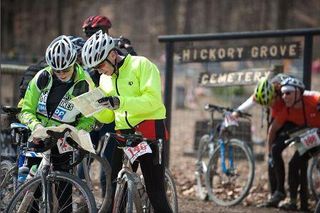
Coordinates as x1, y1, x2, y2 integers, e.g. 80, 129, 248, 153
308, 155, 320, 201
0, 160, 16, 211
195, 134, 211, 200
205, 138, 255, 206
113, 172, 143, 213
6, 171, 97, 213
82, 153, 112, 212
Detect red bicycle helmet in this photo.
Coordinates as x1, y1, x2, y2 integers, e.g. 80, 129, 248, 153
82, 15, 112, 37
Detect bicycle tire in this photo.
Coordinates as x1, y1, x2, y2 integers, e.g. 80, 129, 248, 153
113, 172, 143, 213
164, 168, 179, 213
0, 160, 16, 211
205, 138, 255, 206
195, 134, 211, 200
315, 199, 320, 213
82, 153, 112, 212
308, 155, 320, 201
6, 171, 97, 213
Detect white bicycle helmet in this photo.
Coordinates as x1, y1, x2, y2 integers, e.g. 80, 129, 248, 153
68, 36, 85, 56
45, 35, 77, 71
81, 30, 116, 69
270, 73, 290, 84
280, 77, 305, 92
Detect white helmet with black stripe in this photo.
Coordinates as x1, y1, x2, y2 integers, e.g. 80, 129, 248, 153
45, 35, 77, 70
280, 77, 305, 93
81, 30, 115, 69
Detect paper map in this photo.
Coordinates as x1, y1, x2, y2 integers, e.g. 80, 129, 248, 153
70, 87, 106, 117
29, 124, 96, 153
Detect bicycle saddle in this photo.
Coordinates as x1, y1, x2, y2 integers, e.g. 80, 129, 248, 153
1, 106, 21, 115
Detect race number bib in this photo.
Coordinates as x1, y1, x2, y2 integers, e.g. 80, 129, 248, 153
123, 141, 152, 164
57, 138, 74, 154
300, 128, 320, 150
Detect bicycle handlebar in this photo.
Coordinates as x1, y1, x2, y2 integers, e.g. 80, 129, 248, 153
104, 132, 163, 164
28, 128, 73, 153
204, 104, 251, 118
46, 128, 71, 140
284, 127, 318, 145
105, 132, 162, 147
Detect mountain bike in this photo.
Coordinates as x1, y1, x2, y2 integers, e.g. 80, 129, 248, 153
104, 132, 178, 213
0, 108, 111, 212
195, 104, 255, 206
0, 106, 30, 210
284, 127, 320, 202
6, 128, 97, 213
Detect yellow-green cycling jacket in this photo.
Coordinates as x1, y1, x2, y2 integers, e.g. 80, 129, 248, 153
19, 63, 95, 132
94, 54, 166, 130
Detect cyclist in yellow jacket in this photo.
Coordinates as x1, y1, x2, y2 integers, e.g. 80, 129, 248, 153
81, 30, 172, 213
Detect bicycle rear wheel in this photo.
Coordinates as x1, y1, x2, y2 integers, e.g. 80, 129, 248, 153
308, 155, 320, 201
205, 138, 255, 206
113, 172, 143, 213
82, 153, 112, 212
6, 171, 97, 213
164, 168, 178, 213
195, 134, 211, 200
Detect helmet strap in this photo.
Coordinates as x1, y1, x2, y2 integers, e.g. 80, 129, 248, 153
291, 89, 302, 107
105, 57, 118, 75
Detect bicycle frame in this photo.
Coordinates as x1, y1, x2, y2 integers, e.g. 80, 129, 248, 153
17, 131, 72, 213
104, 133, 164, 213
207, 108, 238, 176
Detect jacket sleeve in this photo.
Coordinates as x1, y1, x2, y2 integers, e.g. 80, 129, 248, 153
93, 108, 115, 124
74, 114, 96, 132
117, 58, 164, 115
19, 72, 43, 131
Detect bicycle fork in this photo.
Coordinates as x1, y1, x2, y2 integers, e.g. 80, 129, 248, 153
219, 139, 234, 176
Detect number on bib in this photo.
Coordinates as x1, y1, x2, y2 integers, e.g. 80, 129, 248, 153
124, 141, 152, 163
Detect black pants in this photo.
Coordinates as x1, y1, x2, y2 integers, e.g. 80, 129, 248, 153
271, 122, 298, 195
288, 151, 309, 208
109, 120, 172, 213
109, 144, 172, 213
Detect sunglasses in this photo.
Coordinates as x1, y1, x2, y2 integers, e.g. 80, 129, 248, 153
94, 61, 105, 70
282, 91, 293, 96
53, 67, 72, 74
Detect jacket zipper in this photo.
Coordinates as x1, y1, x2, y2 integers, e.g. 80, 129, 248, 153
115, 72, 133, 129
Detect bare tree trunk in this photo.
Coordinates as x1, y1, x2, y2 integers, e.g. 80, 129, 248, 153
183, 0, 193, 34
277, 0, 291, 29
163, 0, 178, 34
57, 0, 63, 35
204, 0, 213, 32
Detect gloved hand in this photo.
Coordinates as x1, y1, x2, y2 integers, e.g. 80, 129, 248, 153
117, 36, 132, 49
33, 124, 47, 144
268, 153, 274, 168
97, 96, 120, 110
231, 110, 240, 119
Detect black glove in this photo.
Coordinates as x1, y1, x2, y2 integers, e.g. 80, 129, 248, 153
97, 96, 120, 110
118, 36, 132, 49
268, 154, 274, 168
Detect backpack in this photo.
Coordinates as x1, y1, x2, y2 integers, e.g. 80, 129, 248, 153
19, 58, 47, 99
